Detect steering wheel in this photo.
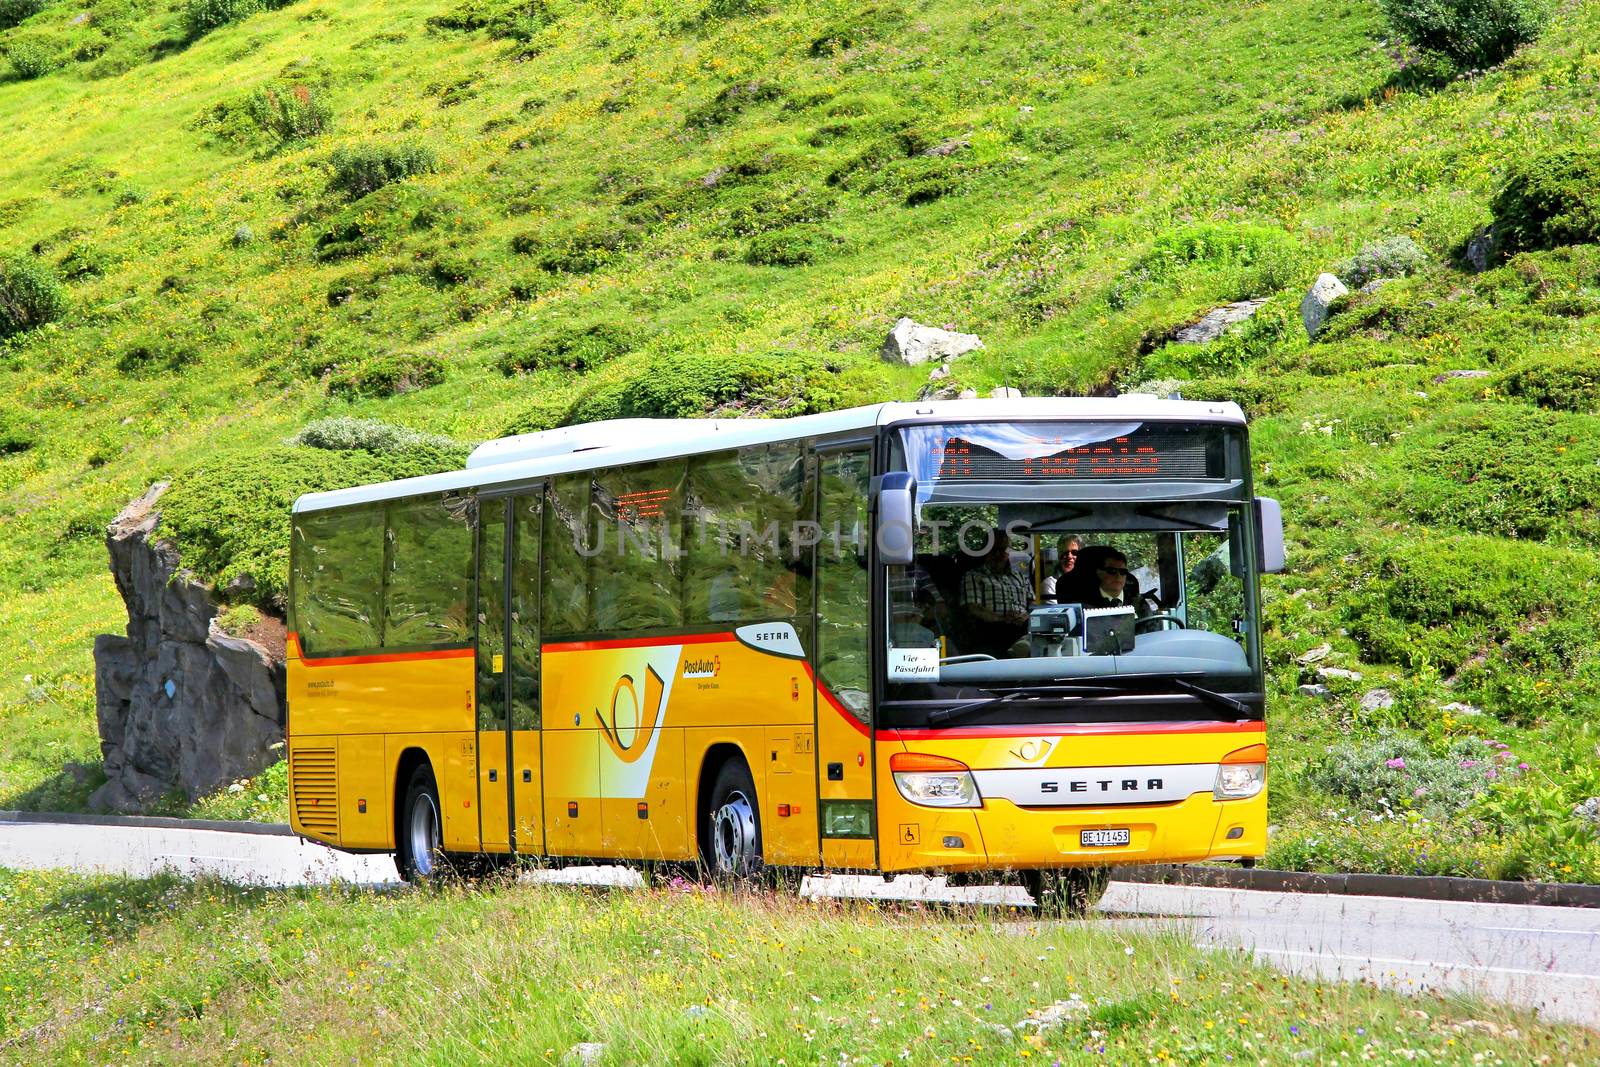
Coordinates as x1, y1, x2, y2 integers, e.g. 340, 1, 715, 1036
1134, 612, 1186, 633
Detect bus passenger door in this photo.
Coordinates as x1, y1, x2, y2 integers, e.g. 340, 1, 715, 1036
509, 493, 544, 855
474, 499, 513, 852
812, 447, 877, 869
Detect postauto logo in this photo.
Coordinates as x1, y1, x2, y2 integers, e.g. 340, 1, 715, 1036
682, 654, 721, 680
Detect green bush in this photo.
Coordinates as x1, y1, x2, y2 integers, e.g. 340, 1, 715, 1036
314, 185, 468, 261
496, 322, 634, 375
1336, 236, 1429, 288
1501, 354, 1600, 413
56, 242, 107, 281
159, 443, 468, 609
5, 37, 62, 80
0, 254, 67, 339
1111, 222, 1301, 308
744, 224, 835, 266
116, 338, 199, 377
1403, 407, 1600, 540
0, 0, 47, 31
325, 351, 447, 399
808, 5, 908, 56
684, 81, 783, 130
1305, 731, 1510, 816
1379, 0, 1553, 72
289, 417, 461, 452
185, 0, 262, 38
561, 351, 851, 425
247, 83, 331, 142
510, 220, 637, 274
1491, 148, 1600, 255
427, 0, 553, 41
327, 142, 438, 199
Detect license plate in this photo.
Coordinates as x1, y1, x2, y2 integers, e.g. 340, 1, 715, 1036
1080, 828, 1130, 848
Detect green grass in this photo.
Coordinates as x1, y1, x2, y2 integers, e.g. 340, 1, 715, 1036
1, 868, 1595, 1063
1, 0, 1599, 877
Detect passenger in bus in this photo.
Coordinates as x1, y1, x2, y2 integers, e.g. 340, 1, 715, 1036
1039, 534, 1082, 604
957, 530, 1032, 657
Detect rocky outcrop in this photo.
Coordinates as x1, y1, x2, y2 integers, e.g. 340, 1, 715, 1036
1299, 273, 1348, 339
1171, 299, 1267, 345
90, 483, 285, 814
881, 317, 984, 366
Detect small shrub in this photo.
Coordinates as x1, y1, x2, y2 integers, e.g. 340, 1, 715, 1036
290, 417, 460, 452
247, 82, 331, 142
510, 220, 636, 274
0, 0, 47, 31
326, 351, 446, 399
562, 351, 852, 425
215, 603, 263, 637
185, 0, 262, 39
1491, 148, 1600, 255
6, 38, 62, 80
314, 185, 468, 261
497, 322, 634, 375
57, 242, 108, 281
116, 338, 200, 377
1501, 354, 1600, 413
427, 0, 552, 41
1111, 222, 1302, 309
1337, 236, 1429, 287
0, 254, 67, 339
327, 142, 438, 199
744, 224, 835, 266
1379, 0, 1553, 73
808, 4, 908, 56
684, 81, 783, 130
1305, 732, 1510, 816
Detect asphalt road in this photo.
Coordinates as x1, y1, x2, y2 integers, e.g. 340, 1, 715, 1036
2, 819, 1595, 1028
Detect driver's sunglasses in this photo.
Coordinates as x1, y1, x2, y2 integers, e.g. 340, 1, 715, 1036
1099, 565, 1130, 577
1063, 548, 1079, 556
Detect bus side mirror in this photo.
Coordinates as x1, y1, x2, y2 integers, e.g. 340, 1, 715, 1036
1255, 497, 1285, 574
876, 472, 917, 566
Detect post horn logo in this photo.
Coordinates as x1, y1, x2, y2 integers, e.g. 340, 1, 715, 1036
596, 664, 665, 764
1009, 739, 1054, 764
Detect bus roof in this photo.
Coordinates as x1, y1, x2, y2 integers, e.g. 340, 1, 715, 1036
292, 396, 1245, 513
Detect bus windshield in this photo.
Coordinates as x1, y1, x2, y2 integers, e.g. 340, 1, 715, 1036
882, 421, 1261, 720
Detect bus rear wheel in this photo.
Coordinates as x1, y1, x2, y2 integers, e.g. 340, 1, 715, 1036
703, 759, 763, 881
396, 763, 447, 883
1023, 868, 1110, 917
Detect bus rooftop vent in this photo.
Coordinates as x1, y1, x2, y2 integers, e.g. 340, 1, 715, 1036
466, 418, 745, 469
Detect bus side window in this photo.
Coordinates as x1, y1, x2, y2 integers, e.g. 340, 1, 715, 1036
685, 444, 809, 626
591, 458, 686, 632
385, 495, 473, 649
542, 473, 594, 637
293, 503, 384, 655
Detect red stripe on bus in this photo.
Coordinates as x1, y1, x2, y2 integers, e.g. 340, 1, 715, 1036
804, 663, 872, 738
290, 642, 475, 669
542, 632, 734, 654
880, 720, 1266, 742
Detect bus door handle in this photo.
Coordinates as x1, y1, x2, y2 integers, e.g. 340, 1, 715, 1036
523, 769, 532, 783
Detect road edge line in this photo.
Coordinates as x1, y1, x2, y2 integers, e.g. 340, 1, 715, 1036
0, 810, 292, 837
1113, 863, 1600, 909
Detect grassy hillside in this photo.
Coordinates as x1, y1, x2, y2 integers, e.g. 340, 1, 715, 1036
2, 0, 1599, 876
2, 869, 1596, 1063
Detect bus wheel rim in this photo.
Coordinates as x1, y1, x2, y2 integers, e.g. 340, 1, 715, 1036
712, 790, 757, 874
410, 792, 440, 877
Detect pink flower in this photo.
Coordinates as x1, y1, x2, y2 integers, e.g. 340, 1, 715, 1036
1459, 760, 1477, 768
1518, 762, 1530, 771
1385, 757, 1406, 769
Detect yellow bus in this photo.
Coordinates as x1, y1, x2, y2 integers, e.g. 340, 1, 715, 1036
287, 398, 1284, 908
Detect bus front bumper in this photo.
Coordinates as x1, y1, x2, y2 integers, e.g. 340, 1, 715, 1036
875, 789, 1267, 874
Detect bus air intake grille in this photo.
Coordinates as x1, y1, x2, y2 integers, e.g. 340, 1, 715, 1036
291, 747, 338, 838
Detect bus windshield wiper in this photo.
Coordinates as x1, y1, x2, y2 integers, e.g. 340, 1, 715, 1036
927, 684, 1120, 727
1173, 679, 1251, 717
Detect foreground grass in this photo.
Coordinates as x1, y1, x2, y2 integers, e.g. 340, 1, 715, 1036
0, 869, 1594, 1064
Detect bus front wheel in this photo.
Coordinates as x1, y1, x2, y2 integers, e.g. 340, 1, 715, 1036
704, 759, 763, 881
1023, 868, 1110, 917
396, 763, 447, 883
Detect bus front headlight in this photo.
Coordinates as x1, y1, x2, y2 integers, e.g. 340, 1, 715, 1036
1214, 743, 1267, 800
891, 752, 981, 808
